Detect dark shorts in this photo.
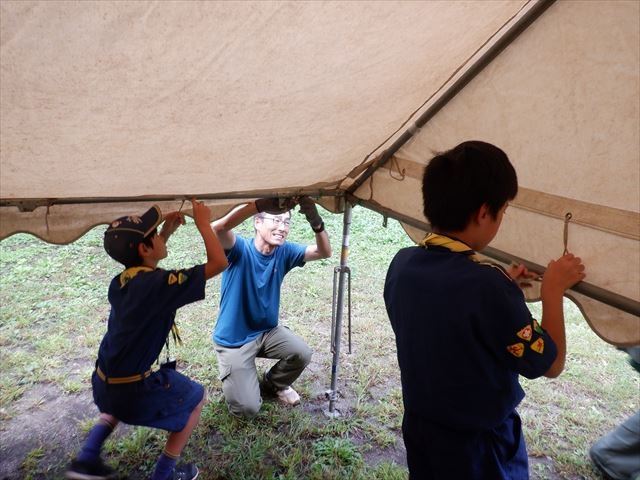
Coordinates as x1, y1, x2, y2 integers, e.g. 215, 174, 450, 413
92, 367, 205, 432
402, 410, 528, 480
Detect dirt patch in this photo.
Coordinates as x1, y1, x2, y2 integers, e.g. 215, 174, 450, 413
0, 383, 96, 479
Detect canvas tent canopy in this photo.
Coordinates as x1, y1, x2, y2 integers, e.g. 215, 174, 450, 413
1, 0, 639, 351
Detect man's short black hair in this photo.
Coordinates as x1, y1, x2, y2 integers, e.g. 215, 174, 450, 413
422, 141, 518, 232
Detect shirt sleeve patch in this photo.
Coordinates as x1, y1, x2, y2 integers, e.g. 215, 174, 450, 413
532, 319, 544, 334
507, 343, 525, 358
530, 338, 545, 354
178, 272, 188, 284
168, 273, 178, 285
516, 325, 533, 342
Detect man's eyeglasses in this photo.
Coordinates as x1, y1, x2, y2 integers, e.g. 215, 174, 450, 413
261, 216, 291, 228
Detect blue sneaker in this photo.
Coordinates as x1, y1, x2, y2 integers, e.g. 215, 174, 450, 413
171, 463, 199, 480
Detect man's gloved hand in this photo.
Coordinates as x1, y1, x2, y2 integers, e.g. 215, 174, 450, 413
298, 196, 324, 232
255, 197, 297, 215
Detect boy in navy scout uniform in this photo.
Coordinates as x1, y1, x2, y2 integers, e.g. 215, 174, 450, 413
66, 199, 227, 480
384, 141, 586, 480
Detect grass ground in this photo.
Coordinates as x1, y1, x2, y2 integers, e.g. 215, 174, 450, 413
0, 205, 637, 479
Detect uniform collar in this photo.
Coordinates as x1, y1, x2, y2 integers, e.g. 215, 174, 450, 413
419, 232, 481, 262
119, 266, 154, 288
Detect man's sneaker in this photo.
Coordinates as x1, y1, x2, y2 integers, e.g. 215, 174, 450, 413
276, 386, 301, 406
171, 463, 199, 480
65, 458, 117, 480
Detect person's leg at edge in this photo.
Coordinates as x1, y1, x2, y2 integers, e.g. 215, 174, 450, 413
151, 392, 207, 480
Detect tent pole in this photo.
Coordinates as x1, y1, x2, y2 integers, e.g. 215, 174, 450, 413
325, 201, 353, 416
346, 0, 556, 195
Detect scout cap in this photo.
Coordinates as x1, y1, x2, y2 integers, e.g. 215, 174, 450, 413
103, 205, 162, 266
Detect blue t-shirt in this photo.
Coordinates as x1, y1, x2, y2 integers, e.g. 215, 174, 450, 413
97, 264, 206, 377
384, 245, 557, 431
214, 235, 306, 347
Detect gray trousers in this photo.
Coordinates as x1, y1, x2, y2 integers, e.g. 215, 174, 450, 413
590, 411, 640, 480
214, 326, 312, 417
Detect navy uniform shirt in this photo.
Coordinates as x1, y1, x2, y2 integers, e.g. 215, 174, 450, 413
97, 264, 206, 377
384, 245, 557, 431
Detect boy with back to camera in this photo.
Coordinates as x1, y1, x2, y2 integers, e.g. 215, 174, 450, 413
384, 141, 586, 479
66, 199, 228, 480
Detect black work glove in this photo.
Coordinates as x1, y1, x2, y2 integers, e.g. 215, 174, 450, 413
298, 196, 324, 232
255, 197, 297, 215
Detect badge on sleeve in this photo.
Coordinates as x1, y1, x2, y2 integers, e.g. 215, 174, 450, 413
530, 338, 545, 354
168, 273, 178, 285
516, 325, 533, 342
507, 343, 525, 358
178, 272, 188, 284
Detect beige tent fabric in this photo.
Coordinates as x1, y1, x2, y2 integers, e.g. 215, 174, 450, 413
1, 1, 638, 344
354, 0, 640, 345
0, 0, 526, 203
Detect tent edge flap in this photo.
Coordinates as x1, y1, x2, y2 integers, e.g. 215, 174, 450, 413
378, 155, 640, 241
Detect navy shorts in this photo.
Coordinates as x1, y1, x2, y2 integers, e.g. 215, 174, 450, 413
402, 410, 528, 480
92, 367, 205, 432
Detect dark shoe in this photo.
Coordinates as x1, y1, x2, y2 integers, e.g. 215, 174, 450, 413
65, 458, 117, 479
171, 463, 199, 480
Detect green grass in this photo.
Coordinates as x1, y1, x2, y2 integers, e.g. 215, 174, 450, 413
0, 205, 637, 479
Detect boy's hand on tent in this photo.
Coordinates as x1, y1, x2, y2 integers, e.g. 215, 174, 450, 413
298, 196, 323, 229
542, 253, 586, 296
507, 263, 539, 288
191, 199, 212, 230
160, 211, 185, 239
255, 197, 297, 214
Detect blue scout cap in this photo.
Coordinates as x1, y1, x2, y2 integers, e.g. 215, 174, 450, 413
104, 205, 162, 266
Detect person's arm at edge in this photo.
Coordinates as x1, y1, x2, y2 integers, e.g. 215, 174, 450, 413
304, 229, 332, 261
210, 202, 258, 250
540, 253, 585, 378
192, 199, 228, 279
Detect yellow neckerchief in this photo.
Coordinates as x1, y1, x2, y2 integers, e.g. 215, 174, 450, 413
119, 266, 154, 287
419, 232, 481, 262
420, 232, 514, 282
118, 266, 182, 345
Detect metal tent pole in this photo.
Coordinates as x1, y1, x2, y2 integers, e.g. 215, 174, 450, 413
325, 202, 353, 416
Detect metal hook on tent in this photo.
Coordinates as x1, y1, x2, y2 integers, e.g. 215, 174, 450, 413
382, 215, 388, 228
178, 199, 185, 213
563, 212, 572, 255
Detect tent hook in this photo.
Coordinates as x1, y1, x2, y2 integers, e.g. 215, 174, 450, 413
563, 212, 572, 255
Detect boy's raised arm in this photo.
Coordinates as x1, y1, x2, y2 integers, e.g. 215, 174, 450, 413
192, 199, 228, 279
540, 252, 586, 378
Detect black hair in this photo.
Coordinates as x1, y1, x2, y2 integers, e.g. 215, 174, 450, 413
422, 141, 518, 232
122, 228, 158, 268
